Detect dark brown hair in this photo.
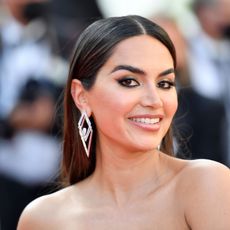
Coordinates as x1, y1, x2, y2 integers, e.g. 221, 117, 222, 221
62, 15, 177, 186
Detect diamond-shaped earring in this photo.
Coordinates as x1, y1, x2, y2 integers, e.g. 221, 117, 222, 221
78, 111, 93, 157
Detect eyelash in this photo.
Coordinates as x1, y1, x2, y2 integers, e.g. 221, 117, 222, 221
157, 80, 176, 90
117, 78, 140, 88
117, 77, 175, 89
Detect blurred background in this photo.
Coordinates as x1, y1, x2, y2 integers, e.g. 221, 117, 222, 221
0, 0, 230, 229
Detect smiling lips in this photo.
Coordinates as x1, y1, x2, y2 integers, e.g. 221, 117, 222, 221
128, 116, 162, 131
129, 117, 160, 124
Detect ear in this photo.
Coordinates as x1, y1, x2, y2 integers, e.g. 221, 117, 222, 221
71, 79, 91, 115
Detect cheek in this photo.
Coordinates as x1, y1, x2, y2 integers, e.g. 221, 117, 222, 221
89, 86, 135, 119
163, 93, 178, 118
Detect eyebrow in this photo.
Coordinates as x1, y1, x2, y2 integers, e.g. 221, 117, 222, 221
158, 68, 175, 77
111, 65, 145, 75
110, 65, 175, 77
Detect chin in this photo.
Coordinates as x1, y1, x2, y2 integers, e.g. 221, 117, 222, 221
129, 142, 159, 153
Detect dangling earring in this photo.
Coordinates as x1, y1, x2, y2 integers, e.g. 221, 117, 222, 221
78, 111, 93, 158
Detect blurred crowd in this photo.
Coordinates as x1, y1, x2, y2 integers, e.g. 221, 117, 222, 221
0, 0, 102, 229
0, 0, 230, 229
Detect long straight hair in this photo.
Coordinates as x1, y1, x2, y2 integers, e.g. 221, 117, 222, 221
62, 15, 177, 186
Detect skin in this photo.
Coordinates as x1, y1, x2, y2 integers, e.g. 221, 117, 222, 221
17, 35, 230, 230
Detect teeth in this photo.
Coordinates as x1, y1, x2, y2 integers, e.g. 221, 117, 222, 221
130, 118, 160, 124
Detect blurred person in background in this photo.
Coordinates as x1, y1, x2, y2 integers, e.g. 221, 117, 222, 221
188, 0, 230, 99
154, 16, 228, 165
50, 0, 103, 59
188, 0, 230, 165
0, 1, 66, 229
0, 0, 67, 119
0, 78, 62, 230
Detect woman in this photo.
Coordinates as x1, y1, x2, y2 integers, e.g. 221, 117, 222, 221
17, 15, 230, 229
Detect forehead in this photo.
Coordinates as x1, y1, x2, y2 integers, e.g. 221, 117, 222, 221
103, 35, 174, 72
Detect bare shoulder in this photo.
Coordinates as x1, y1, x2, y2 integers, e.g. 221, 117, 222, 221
177, 159, 230, 230
17, 186, 76, 230
178, 158, 229, 178
178, 159, 230, 188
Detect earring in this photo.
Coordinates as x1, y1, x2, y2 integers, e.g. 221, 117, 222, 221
78, 111, 93, 158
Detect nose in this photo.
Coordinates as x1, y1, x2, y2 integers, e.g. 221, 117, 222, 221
141, 85, 163, 108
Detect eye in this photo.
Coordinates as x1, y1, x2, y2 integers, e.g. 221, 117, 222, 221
117, 77, 140, 88
157, 80, 175, 90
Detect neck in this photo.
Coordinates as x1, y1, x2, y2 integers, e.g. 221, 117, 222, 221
91, 142, 166, 206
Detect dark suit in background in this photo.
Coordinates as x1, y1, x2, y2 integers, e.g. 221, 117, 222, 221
175, 88, 228, 166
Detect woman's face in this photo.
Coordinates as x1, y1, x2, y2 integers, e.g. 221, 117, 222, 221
85, 35, 177, 153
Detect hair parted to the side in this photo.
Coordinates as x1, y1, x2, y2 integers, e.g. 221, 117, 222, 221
62, 15, 177, 186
